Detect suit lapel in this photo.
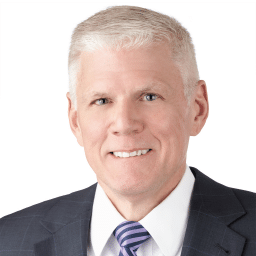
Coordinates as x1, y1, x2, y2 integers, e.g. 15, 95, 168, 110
34, 183, 97, 256
181, 167, 246, 256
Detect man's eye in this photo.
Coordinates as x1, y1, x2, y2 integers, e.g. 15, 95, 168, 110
143, 93, 158, 101
95, 98, 109, 105
92, 94, 159, 105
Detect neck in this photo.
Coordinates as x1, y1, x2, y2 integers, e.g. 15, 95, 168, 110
98, 164, 186, 221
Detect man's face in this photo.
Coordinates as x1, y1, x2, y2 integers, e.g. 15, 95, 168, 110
70, 43, 198, 197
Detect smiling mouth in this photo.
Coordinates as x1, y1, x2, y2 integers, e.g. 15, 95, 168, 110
110, 149, 152, 158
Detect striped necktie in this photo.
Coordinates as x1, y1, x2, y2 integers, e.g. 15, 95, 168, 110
113, 220, 151, 256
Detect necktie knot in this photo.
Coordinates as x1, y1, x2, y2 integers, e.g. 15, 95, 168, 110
113, 221, 151, 255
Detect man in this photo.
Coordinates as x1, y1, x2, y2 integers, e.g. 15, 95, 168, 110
0, 5, 255, 256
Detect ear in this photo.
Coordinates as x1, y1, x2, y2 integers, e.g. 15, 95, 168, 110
66, 92, 84, 147
190, 80, 209, 136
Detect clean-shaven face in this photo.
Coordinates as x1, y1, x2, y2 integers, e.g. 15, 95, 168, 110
75, 43, 194, 197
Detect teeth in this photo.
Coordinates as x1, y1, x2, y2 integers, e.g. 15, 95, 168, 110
130, 151, 136, 157
113, 149, 151, 158
123, 152, 130, 158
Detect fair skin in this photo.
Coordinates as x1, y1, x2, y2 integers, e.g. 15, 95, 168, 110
66, 42, 209, 221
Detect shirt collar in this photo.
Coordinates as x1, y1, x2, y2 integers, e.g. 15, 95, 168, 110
140, 164, 195, 255
90, 165, 195, 256
90, 182, 126, 256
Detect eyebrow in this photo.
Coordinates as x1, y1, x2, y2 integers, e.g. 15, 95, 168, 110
88, 81, 168, 98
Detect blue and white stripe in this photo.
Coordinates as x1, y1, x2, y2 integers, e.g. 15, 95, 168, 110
113, 221, 151, 256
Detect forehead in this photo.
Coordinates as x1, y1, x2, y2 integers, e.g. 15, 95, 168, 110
77, 43, 183, 95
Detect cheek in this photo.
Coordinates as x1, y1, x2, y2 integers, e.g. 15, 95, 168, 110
79, 113, 106, 151
149, 106, 185, 135
149, 106, 189, 151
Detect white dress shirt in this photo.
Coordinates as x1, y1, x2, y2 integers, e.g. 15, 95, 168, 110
87, 165, 195, 256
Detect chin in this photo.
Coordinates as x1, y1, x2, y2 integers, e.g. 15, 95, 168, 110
98, 166, 155, 194
110, 177, 153, 196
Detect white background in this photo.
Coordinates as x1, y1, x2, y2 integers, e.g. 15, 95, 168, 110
0, 0, 255, 218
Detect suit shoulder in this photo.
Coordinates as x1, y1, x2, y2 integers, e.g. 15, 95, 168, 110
1, 194, 64, 222
0, 183, 97, 223
0, 183, 97, 250
231, 187, 256, 212
0, 194, 63, 250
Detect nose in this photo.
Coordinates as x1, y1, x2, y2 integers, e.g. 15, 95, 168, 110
110, 99, 144, 136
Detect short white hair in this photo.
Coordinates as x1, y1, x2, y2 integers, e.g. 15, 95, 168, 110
68, 5, 199, 109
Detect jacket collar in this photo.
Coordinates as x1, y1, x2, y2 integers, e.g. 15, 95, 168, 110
34, 183, 97, 256
34, 167, 247, 256
181, 167, 246, 256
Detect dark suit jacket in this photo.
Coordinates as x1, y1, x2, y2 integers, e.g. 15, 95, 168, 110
0, 167, 255, 256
